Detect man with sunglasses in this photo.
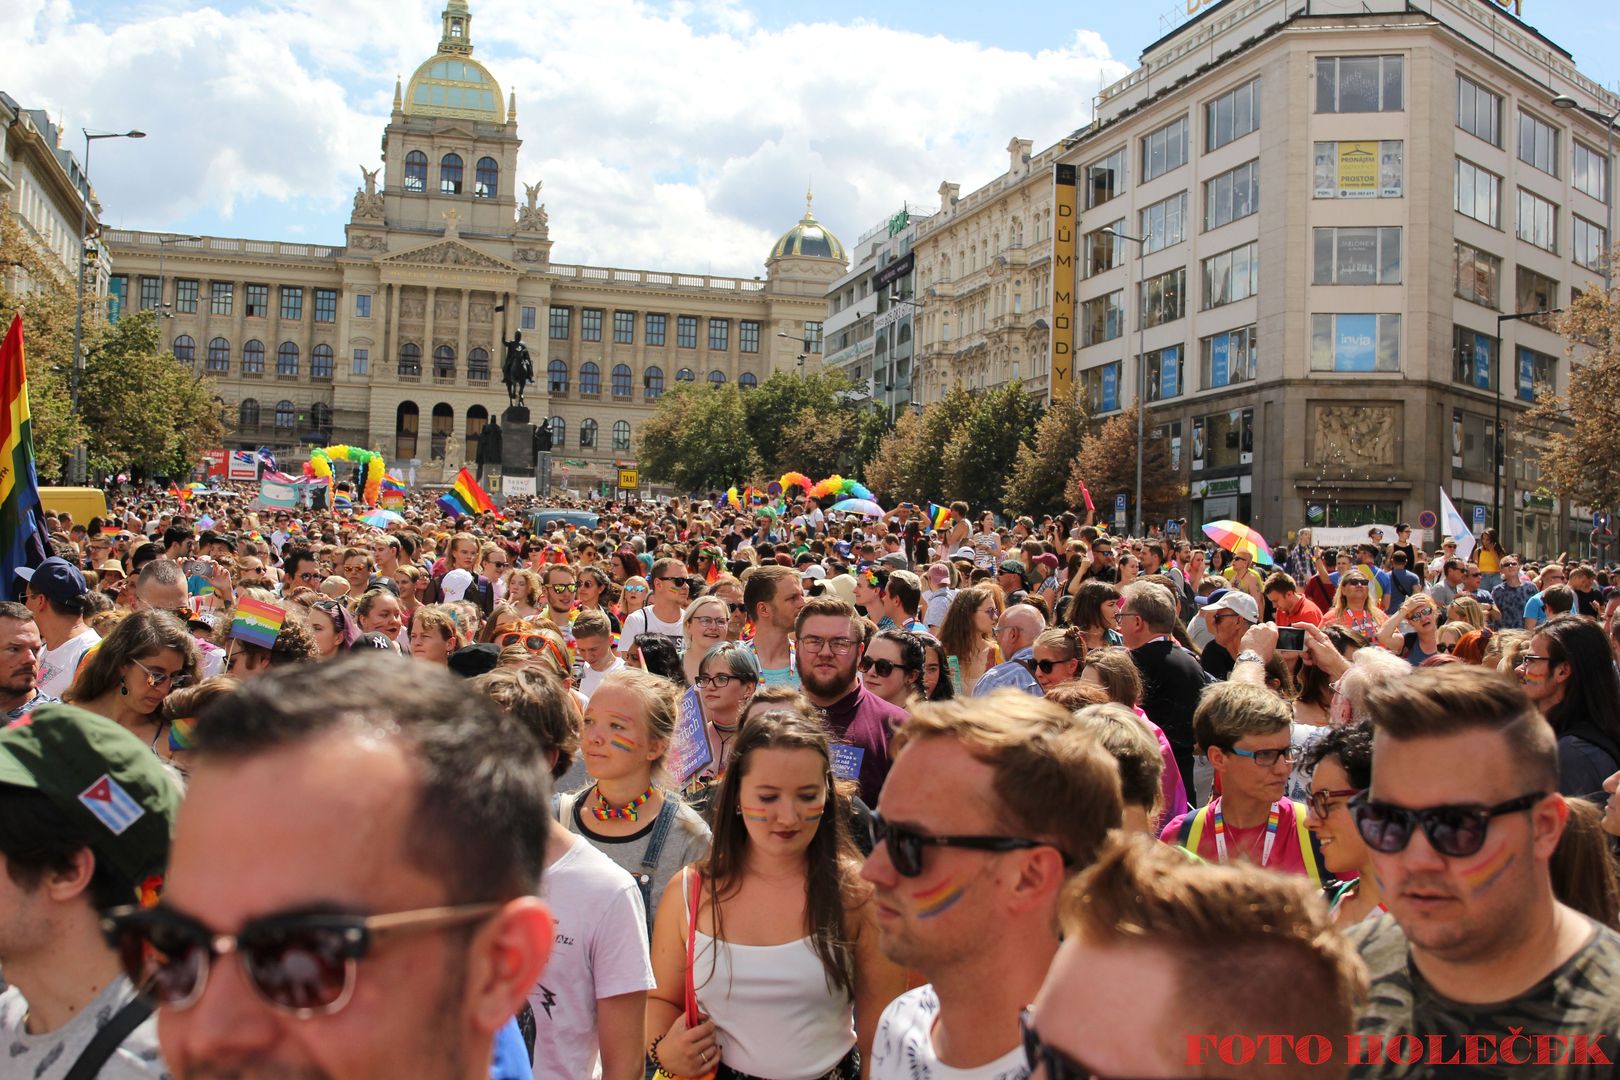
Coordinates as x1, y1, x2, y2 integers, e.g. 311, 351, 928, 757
121, 656, 555, 1080
0, 704, 181, 1079
972, 603, 1045, 698
279, 548, 324, 596
618, 557, 690, 657
864, 694, 1122, 1080
1492, 557, 1538, 631
542, 564, 578, 631
1348, 666, 1620, 1074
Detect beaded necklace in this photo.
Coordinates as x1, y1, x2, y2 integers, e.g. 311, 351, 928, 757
590, 783, 654, 822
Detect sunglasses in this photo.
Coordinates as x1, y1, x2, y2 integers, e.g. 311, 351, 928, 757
548, 583, 577, 593
101, 902, 497, 1018
131, 657, 190, 691
1021, 658, 1076, 675
859, 656, 912, 678
1020, 1007, 1106, 1079
1351, 791, 1544, 858
624, 584, 649, 593
726, 602, 746, 615
865, 811, 1060, 878
1308, 787, 1364, 820
658, 576, 696, 591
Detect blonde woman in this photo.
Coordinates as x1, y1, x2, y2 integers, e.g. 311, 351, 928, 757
681, 595, 732, 686
504, 568, 546, 618
1320, 571, 1387, 636
1446, 595, 1488, 632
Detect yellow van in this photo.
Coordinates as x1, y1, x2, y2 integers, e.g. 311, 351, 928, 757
39, 487, 110, 524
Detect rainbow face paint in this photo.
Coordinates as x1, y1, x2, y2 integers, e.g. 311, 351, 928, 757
912, 878, 967, 920
801, 805, 825, 823
1461, 843, 1516, 893
741, 806, 772, 823
609, 734, 637, 753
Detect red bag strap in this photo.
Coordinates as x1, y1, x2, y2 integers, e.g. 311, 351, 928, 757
683, 868, 703, 1026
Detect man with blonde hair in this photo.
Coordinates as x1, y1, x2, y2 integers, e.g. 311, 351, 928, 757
864, 691, 1122, 1079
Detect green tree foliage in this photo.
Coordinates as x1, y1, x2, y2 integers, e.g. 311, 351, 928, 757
0, 213, 86, 480
1005, 389, 1090, 518
940, 380, 1043, 508
1526, 283, 1620, 511
1074, 404, 1184, 529
640, 382, 761, 492
865, 384, 977, 505
741, 370, 855, 477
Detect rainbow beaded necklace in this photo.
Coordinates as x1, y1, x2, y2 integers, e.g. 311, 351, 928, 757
590, 783, 655, 822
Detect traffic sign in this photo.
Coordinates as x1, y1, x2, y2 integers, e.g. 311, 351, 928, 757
1471, 505, 1487, 527
1113, 494, 1128, 531
1595, 512, 1612, 532
617, 468, 639, 491
1418, 510, 1437, 531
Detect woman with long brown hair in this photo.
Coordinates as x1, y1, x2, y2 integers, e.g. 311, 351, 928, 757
68, 609, 202, 752
936, 585, 999, 695
646, 708, 904, 1079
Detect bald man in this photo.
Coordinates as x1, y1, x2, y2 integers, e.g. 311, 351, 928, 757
972, 603, 1045, 697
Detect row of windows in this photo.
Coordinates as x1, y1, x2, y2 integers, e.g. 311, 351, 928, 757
1081, 162, 1257, 278
392, 403, 501, 462
540, 416, 633, 452
1454, 159, 1609, 267
1076, 325, 1260, 411
544, 360, 758, 397
402, 152, 499, 198
392, 344, 492, 380
1451, 327, 1558, 400
172, 337, 338, 379
1086, 79, 1263, 213
546, 309, 763, 351
1457, 73, 1610, 201
237, 399, 330, 432
124, 279, 342, 321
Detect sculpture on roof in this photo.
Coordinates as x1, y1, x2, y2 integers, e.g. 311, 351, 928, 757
518, 180, 548, 233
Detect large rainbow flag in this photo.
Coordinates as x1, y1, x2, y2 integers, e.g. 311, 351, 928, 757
379, 474, 406, 509
436, 467, 499, 519
0, 315, 50, 601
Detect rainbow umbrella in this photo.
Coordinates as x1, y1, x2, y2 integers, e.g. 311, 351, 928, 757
360, 509, 405, 529
1202, 519, 1274, 566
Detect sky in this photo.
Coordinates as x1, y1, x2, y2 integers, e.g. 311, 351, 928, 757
8, 0, 1620, 278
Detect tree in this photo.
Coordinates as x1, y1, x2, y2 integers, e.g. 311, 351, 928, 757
640, 382, 761, 492
940, 380, 1043, 509
1005, 389, 1090, 519
0, 213, 86, 480
1073, 405, 1184, 530
741, 369, 856, 477
776, 405, 860, 481
862, 407, 926, 504
1526, 284, 1620, 511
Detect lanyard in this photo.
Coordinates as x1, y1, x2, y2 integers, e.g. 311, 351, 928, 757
1212, 797, 1282, 867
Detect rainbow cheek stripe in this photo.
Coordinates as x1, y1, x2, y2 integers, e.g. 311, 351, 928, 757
1462, 844, 1516, 892
913, 879, 967, 919
801, 806, 825, 823
609, 735, 637, 753
741, 806, 771, 823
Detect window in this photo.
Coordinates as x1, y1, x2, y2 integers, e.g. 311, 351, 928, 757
242, 340, 265, 375
1310, 313, 1401, 372
549, 307, 570, 339
405, 151, 428, 193
398, 343, 421, 377
475, 157, 498, 199
1141, 116, 1188, 182
172, 335, 195, 367
1140, 195, 1186, 255
548, 416, 565, 451
1085, 220, 1124, 276
1145, 345, 1184, 401
708, 369, 726, 384
1516, 267, 1558, 320
1575, 141, 1609, 204
1456, 75, 1501, 146
613, 311, 635, 344
580, 362, 600, 395
275, 400, 295, 430
804, 322, 824, 353
243, 284, 268, 318
709, 319, 730, 351
1516, 346, 1556, 402
239, 399, 260, 429
646, 314, 667, 346
311, 403, 331, 436
1454, 411, 1496, 474
1454, 241, 1502, 308
739, 372, 758, 390
1086, 148, 1125, 209
277, 342, 299, 378
210, 282, 233, 316
1206, 78, 1260, 152
139, 276, 161, 311
352, 348, 369, 376
1313, 227, 1402, 285
612, 363, 632, 398
1453, 327, 1499, 390
430, 404, 454, 459
208, 338, 232, 373
314, 290, 337, 323
468, 347, 489, 382
677, 316, 698, 348
433, 346, 455, 380
174, 279, 198, 314
676, 368, 695, 382
1196, 408, 1254, 470
1080, 361, 1122, 414
1517, 112, 1559, 177
440, 153, 463, 195
355, 293, 371, 319
1575, 216, 1608, 272
548, 359, 568, 394
312, 344, 334, 380
1140, 267, 1185, 328
581, 308, 603, 342
1454, 159, 1502, 227
464, 406, 487, 463
580, 418, 598, 448
1201, 326, 1258, 388
521, 306, 536, 331
612, 420, 631, 451
1313, 141, 1402, 199
1081, 291, 1123, 346
644, 366, 664, 399
396, 402, 419, 460
1517, 189, 1557, 252
1315, 55, 1403, 113
740, 320, 760, 353
1202, 241, 1258, 310
281, 287, 303, 320
1204, 160, 1258, 230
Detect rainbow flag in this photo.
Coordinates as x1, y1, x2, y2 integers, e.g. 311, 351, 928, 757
0, 315, 49, 602
168, 716, 197, 751
926, 503, 951, 531
230, 596, 287, 649
379, 474, 406, 510
438, 468, 497, 519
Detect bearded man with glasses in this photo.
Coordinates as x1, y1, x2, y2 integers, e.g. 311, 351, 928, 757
793, 595, 906, 806
1347, 666, 1620, 1076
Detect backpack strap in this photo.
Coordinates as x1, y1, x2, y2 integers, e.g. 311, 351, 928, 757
1176, 803, 1210, 854
634, 798, 680, 933
1292, 800, 1324, 888
64, 995, 153, 1080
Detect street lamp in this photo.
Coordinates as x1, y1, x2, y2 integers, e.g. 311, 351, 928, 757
1102, 226, 1148, 536
1552, 94, 1618, 294
156, 235, 203, 319
1494, 308, 1562, 542
70, 127, 144, 482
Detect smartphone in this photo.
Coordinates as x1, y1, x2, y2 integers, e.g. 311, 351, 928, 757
1276, 626, 1306, 653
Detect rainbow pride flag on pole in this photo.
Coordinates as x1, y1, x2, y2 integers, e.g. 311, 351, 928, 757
436, 468, 498, 519
379, 474, 406, 509
0, 314, 50, 601
926, 503, 951, 531
230, 596, 287, 649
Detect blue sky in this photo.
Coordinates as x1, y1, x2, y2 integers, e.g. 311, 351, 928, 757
9, 0, 1619, 277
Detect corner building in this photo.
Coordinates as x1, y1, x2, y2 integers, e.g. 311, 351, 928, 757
105, 1, 840, 492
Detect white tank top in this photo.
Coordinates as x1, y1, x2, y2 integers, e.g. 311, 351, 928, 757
691, 930, 855, 1079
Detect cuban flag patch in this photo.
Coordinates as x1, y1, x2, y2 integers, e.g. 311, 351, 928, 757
78, 774, 145, 835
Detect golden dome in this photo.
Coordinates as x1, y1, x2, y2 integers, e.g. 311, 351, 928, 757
403, 2, 506, 124
771, 193, 845, 262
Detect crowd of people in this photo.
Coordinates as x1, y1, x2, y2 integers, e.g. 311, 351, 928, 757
4, 484, 1620, 1079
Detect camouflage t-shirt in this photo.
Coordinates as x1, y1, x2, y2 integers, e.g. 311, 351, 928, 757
1349, 911, 1620, 1078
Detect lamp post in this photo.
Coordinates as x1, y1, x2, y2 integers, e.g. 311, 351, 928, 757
1493, 308, 1562, 540
70, 127, 144, 483
156, 235, 203, 319
1101, 227, 1148, 536
1552, 94, 1618, 294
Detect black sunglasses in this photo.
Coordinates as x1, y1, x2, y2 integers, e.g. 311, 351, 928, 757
658, 575, 695, 591
1021, 1006, 1108, 1079
866, 811, 1062, 878
1350, 791, 1544, 858
726, 602, 746, 615
1023, 658, 1075, 675
101, 902, 498, 1018
859, 656, 913, 678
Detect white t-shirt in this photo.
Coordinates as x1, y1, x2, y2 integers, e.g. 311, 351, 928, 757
870, 986, 1030, 1080
0, 977, 168, 1079
531, 836, 656, 1080
38, 626, 100, 699
578, 656, 626, 700
617, 607, 684, 655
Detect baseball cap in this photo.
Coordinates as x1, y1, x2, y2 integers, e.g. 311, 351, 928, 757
926, 563, 951, 587
878, 552, 909, 570
97, 560, 127, 578
1033, 553, 1059, 573
440, 568, 474, 602
1201, 590, 1259, 624
950, 547, 977, 561
998, 559, 1029, 583
801, 564, 828, 581
0, 704, 180, 883
16, 557, 88, 605
353, 631, 397, 652
448, 643, 501, 679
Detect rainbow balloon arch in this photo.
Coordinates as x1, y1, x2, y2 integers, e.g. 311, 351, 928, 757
304, 445, 386, 507
726, 472, 877, 512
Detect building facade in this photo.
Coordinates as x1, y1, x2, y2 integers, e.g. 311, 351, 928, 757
824, 206, 929, 419
105, 1, 840, 492
1, 93, 106, 297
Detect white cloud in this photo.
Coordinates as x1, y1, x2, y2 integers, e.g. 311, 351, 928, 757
8, 0, 1129, 276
